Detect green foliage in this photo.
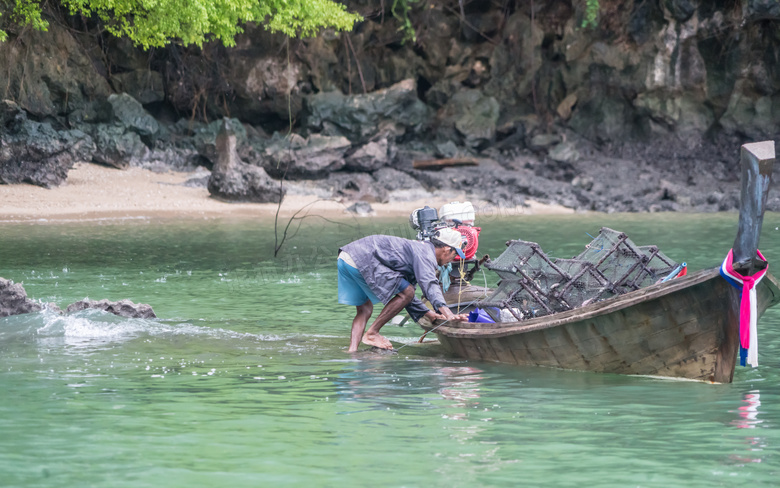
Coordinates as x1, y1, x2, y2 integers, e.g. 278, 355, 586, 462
0, 0, 361, 47
581, 0, 599, 28
391, 0, 418, 43
1, 0, 50, 36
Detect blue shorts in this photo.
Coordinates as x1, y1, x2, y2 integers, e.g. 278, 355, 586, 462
338, 259, 411, 306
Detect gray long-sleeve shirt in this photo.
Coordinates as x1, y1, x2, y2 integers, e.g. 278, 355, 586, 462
340, 235, 447, 321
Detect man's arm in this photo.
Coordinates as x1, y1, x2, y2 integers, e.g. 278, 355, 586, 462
410, 246, 448, 310
406, 297, 467, 323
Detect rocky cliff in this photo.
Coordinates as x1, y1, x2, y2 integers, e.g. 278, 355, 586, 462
1, 0, 779, 212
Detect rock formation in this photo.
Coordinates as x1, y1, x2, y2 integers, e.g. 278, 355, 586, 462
1, 1, 780, 212
0, 278, 44, 317
0, 101, 95, 188
65, 299, 157, 319
207, 118, 284, 203
1, 276, 156, 319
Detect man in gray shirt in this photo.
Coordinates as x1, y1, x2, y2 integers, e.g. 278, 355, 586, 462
338, 228, 467, 351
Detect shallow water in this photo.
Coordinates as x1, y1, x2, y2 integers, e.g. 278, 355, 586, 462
2, 213, 780, 487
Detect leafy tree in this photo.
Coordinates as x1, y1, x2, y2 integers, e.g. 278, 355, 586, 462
0, 0, 361, 47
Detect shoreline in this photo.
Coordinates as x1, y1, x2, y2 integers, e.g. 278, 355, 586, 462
0, 162, 574, 223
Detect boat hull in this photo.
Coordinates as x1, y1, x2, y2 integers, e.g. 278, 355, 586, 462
424, 268, 780, 383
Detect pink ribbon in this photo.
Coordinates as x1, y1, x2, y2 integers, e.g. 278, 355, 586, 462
720, 249, 767, 367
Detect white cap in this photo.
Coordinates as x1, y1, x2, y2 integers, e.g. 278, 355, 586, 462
435, 228, 466, 259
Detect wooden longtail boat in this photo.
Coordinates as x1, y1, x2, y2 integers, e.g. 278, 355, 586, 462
422, 141, 779, 383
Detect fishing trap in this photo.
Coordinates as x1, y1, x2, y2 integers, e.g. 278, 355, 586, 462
477, 227, 680, 321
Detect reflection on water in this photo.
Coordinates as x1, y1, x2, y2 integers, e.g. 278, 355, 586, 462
438, 366, 484, 421
729, 391, 766, 465
732, 391, 763, 429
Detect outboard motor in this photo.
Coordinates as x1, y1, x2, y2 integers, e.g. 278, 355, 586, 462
409, 201, 487, 298
409, 206, 441, 241
439, 201, 481, 261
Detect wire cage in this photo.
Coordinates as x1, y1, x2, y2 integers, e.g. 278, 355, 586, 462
477, 228, 679, 322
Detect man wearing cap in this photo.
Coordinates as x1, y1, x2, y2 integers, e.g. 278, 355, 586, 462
337, 228, 468, 352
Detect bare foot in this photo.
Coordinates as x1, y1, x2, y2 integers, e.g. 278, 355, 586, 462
362, 332, 393, 350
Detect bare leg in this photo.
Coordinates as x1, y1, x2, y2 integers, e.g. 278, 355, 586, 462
348, 300, 373, 352
363, 285, 415, 350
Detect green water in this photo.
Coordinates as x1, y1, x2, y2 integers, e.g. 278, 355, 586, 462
2, 213, 780, 487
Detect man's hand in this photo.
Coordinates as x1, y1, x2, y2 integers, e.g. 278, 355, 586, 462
423, 310, 440, 322
437, 307, 468, 322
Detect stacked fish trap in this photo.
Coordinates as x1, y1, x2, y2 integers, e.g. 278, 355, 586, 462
478, 227, 679, 321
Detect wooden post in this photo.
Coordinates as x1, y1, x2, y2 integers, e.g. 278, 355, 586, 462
732, 141, 775, 275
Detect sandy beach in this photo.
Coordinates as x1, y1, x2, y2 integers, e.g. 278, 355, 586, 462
0, 162, 572, 222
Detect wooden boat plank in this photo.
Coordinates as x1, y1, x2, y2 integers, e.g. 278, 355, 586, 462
487, 337, 522, 364
477, 339, 501, 362
629, 326, 719, 371
461, 338, 489, 362
522, 330, 564, 365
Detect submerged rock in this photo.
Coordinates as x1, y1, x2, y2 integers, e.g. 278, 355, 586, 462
0, 277, 43, 317
65, 299, 156, 319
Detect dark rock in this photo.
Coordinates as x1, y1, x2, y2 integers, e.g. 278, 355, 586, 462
438, 89, 499, 149
435, 141, 462, 159
373, 167, 426, 192
628, 1, 664, 45
109, 70, 166, 105
0, 99, 23, 126
263, 133, 350, 179
183, 169, 211, 188
569, 95, 634, 144
529, 133, 563, 151
345, 201, 375, 215
548, 142, 581, 164
225, 53, 306, 122
327, 172, 388, 203
65, 299, 156, 319
207, 119, 283, 203
0, 277, 43, 317
373, 167, 430, 201
344, 139, 392, 172
67, 100, 115, 125
0, 102, 95, 188
192, 118, 249, 166
0, 23, 112, 118
91, 124, 149, 169
663, 0, 697, 22
745, 0, 780, 20
107, 93, 160, 143
105, 37, 152, 71
139, 147, 201, 172
304, 79, 430, 143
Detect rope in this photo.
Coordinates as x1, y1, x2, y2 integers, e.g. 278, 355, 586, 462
396, 265, 491, 352
456, 258, 466, 314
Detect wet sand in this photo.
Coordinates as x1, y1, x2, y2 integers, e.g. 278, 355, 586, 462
0, 162, 573, 222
